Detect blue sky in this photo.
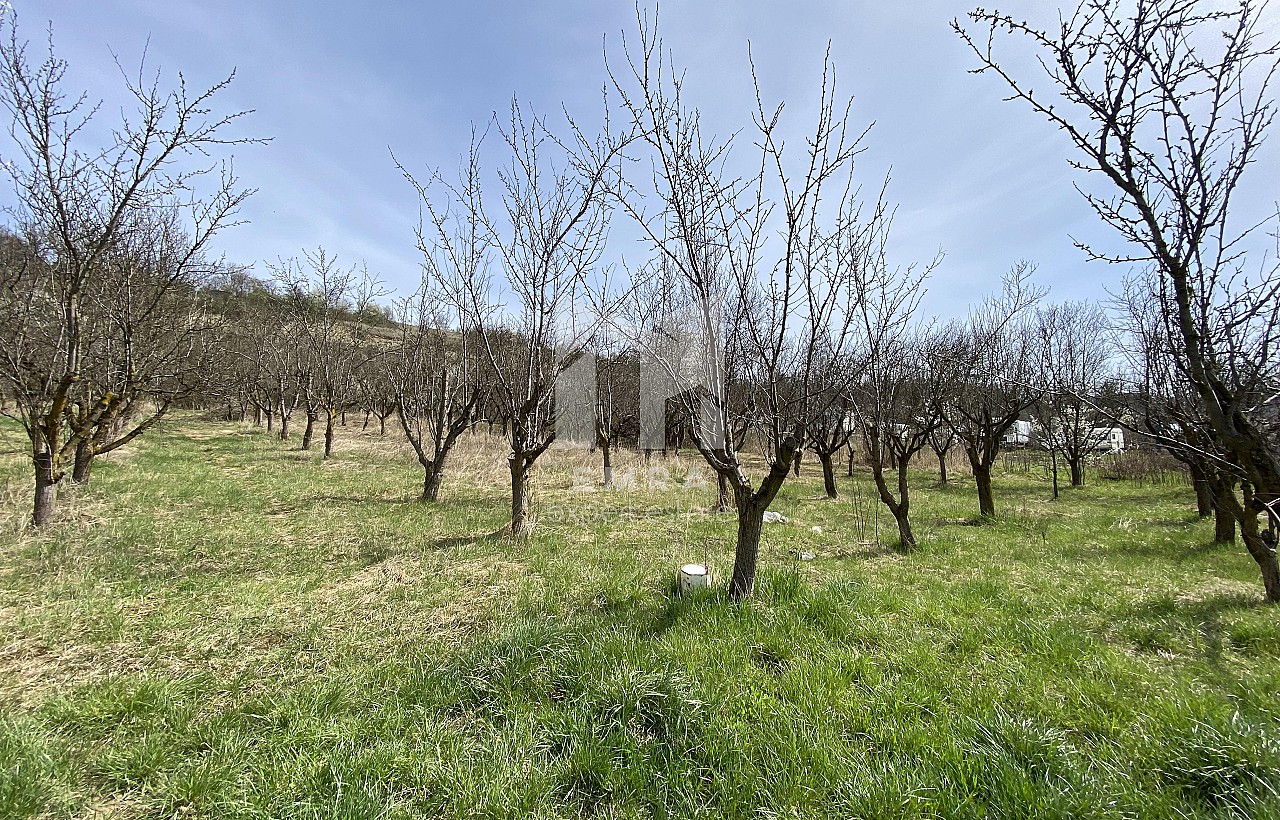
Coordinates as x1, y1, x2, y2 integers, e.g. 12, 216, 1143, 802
4, 1, 1277, 318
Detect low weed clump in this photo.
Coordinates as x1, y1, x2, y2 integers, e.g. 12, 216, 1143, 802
1, 415, 1277, 818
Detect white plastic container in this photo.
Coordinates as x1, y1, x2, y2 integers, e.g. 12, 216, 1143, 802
678, 563, 709, 594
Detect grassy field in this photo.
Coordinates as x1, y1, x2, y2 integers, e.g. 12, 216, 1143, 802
1, 413, 1277, 819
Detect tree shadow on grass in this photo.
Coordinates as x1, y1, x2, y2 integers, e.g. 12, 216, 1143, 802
431, 528, 511, 551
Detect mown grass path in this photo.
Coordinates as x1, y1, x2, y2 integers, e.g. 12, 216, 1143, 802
1, 415, 1277, 818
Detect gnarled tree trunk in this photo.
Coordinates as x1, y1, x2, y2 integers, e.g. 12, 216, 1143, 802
72, 439, 94, 485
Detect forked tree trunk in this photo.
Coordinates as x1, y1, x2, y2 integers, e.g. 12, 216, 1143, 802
819, 452, 837, 499
847, 445, 855, 477
278, 414, 289, 441
601, 440, 613, 488
72, 439, 94, 485
936, 450, 948, 484
509, 457, 533, 537
379, 415, 387, 436
33, 452, 57, 526
265, 408, 274, 433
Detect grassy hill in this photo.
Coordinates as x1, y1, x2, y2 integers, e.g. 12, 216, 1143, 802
1, 414, 1277, 818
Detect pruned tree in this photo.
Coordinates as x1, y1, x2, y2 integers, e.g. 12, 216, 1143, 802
0, 14, 255, 524
612, 15, 869, 598
937, 263, 1045, 519
845, 206, 941, 549
956, 0, 1280, 600
272, 249, 381, 459
928, 423, 957, 485
1115, 270, 1243, 545
63, 207, 227, 485
402, 101, 628, 536
392, 278, 480, 502
1034, 299, 1116, 491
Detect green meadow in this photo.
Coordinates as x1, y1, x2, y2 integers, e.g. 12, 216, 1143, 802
1, 414, 1277, 819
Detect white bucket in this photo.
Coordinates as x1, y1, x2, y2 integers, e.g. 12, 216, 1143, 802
678, 563, 709, 594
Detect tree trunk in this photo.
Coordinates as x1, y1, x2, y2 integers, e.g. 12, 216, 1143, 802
793, 450, 802, 477
973, 462, 995, 518
509, 456, 533, 537
1069, 458, 1084, 487
301, 412, 317, 450
72, 439, 94, 485
601, 441, 613, 488
729, 500, 765, 600
893, 508, 915, 550
33, 452, 57, 526
279, 414, 289, 441
937, 450, 948, 484
379, 415, 386, 436
716, 473, 732, 512
1212, 479, 1237, 543
323, 410, 336, 458
819, 452, 838, 499
265, 408, 274, 433
1239, 504, 1278, 602
423, 460, 445, 502
1191, 464, 1213, 517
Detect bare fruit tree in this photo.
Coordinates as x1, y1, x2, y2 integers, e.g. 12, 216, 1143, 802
392, 279, 481, 502
402, 103, 628, 536
272, 249, 381, 459
845, 207, 941, 549
956, 0, 1280, 600
937, 264, 1044, 519
612, 18, 869, 599
0, 15, 255, 524
1034, 300, 1116, 491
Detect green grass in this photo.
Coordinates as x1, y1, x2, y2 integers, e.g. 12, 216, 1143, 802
1, 414, 1278, 818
